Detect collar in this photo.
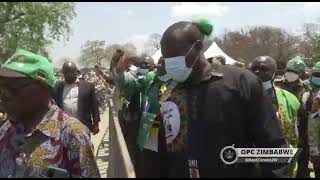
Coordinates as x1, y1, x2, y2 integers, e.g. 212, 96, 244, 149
178, 63, 221, 88
34, 102, 62, 139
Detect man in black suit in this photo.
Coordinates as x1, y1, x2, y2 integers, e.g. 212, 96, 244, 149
53, 61, 100, 135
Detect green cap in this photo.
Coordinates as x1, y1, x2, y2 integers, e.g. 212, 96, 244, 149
311, 61, 320, 73
285, 56, 306, 74
0, 49, 56, 88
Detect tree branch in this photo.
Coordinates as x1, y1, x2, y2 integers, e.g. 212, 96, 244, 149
0, 3, 25, 24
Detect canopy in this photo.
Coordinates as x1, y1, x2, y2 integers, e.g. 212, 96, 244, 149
204, 42, 240, 65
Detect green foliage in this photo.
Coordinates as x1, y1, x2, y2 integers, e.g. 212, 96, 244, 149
80, 40, 137, 68
0, 2, 76, 62
216, 26, 299, 69
105, 43, 137, 61
80, 40, 106, 67
312, 34, 320, 61
298, 23, 320, 67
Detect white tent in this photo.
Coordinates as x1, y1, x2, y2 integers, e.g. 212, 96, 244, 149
151, 49, 162, 65
204, 42, 240, 65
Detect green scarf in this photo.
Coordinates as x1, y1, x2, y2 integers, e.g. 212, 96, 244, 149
137, 76, 161, 150
137, 78, 178, 150
275, 87, 300, 147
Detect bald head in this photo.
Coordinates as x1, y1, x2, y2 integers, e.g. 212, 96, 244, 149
251, 56, 277, 82
62, 61, 77, 71
137, 56, 156, 70
161, 21, 204, 59
62, 61, 78, 84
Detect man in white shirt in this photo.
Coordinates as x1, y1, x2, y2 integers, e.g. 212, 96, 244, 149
62, 77, 79, 116
53, 61, 100, 135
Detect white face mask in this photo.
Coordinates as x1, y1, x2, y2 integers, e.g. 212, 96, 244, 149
311, 76, 320, 86
285, 72, 299, 82
163, 41, 199, 83
158, 73, 171, 82
262, 80, 273, 90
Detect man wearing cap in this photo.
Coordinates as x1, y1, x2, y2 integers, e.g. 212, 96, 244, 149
0, 49, 100, 178
274, 57, 311, 178
303, 61, 320, 178
274, 57, 310, 99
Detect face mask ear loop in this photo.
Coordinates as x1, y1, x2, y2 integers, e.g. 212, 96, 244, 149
271, 73, 276, 83
185, 40, 200, 57
185, 40, 201, 68
191, 56, 199, 69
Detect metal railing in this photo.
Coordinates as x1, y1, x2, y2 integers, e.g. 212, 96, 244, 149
107, 99, 136, 178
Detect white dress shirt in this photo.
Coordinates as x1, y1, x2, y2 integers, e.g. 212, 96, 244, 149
62, 79, 79, 117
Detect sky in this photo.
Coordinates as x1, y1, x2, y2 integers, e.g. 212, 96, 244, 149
50, 2, 320, 66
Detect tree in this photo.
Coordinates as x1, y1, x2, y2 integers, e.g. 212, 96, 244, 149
143, 33, 161, 55
80, 40, 107, 67
298, 23, 320, 66
0, 2, 76, 62
103, 43, 137, 67
215, 26, 300, 69
79, 41, 138, 68
122, 43, 138, 57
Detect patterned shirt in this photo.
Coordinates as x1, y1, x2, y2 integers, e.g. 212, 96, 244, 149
0, 103, 100, 178
160, 88, 189, 153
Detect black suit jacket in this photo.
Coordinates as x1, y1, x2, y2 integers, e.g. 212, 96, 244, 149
52, 80, 101, 131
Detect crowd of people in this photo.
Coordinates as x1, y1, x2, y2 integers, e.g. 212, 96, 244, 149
1, 18, 320, 178
95, 19, 320, 178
